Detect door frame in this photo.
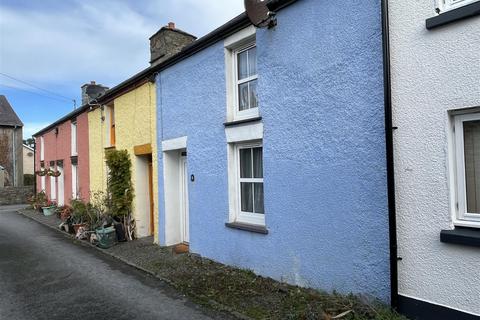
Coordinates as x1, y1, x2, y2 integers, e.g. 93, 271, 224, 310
179, 153, 189, 243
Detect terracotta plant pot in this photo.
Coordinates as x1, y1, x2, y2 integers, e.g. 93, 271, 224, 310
73, 223, 87, 234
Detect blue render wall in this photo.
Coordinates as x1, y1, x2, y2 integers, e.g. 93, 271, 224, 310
156, 0, 390, 301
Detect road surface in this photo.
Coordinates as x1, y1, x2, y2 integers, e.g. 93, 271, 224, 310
0, 205, 222, 320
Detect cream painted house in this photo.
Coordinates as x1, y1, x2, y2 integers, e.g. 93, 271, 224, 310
88, 82, 159, 242
23, 144, 34, 175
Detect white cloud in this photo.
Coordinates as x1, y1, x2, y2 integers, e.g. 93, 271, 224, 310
0, 0, 244, 93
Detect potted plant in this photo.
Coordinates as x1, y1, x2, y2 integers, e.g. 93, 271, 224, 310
42, 200, 56, 216
56, 206, 72, 222
30, 191, 48, 212
71, 199, 88, 233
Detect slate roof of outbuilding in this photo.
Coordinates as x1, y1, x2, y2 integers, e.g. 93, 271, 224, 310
0, 95, 23, 127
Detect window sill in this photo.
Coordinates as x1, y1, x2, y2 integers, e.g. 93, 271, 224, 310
426, 2, 480, 29
225, 222, 268, 234
224, 117, 262, 127
104, 146, 116, 150
440, 227, 480, 247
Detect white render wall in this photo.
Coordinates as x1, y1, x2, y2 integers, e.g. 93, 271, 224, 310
390, 0, 480, 315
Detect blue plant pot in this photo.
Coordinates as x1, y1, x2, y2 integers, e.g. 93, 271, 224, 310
42, 206, 56, 216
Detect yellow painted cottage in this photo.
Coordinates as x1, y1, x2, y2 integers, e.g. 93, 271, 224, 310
88, 80, 159, 242
87, 22, 196, 243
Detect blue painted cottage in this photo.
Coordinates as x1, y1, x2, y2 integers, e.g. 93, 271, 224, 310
155, 0, 391, 302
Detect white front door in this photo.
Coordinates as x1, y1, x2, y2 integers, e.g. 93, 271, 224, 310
50, 167, 56, 202
57, 166, 64, 206
180, 155, 189, 243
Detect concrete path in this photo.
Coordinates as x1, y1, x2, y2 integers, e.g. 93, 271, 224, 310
0, 206, 221, 320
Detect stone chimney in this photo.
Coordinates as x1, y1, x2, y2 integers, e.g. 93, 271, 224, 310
81, 81, 109, 106
149, 22, 197, 67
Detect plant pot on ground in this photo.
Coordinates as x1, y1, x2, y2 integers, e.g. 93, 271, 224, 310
30, 191, 48, 212
42, 205, 56, 216
56, 206, 72, 221
96, 226, 117, 249
113, 218, 127, 242
71, 199, 89, 233
41, 200, 57, 216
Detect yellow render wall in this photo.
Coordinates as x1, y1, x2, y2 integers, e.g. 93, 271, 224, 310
88, 82, 159, 243
88, 108, 108, 195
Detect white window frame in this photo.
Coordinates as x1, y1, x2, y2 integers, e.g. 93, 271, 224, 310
71, 164, 78, 200
71, 121, 77, 156
50, 166, 56, 201
40, 136, 44, 161
224, 26, 258, 122
436, 0, 479, 13
452, 112, 480, 228
233, 43, 258, 120
228, 141, 265, 226
105, 105, 115, 147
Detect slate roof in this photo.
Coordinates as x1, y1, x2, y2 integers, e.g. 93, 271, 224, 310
0, 95, 23, 127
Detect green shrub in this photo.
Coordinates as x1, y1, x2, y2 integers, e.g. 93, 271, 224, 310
71, 199, 88, 224
105, 149, 133, 217
23, 174, 34, 186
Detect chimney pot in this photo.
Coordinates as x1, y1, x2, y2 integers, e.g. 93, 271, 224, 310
168, 22, 175, 29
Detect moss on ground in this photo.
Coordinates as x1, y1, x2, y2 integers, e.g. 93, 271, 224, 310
146, 253, 407, 320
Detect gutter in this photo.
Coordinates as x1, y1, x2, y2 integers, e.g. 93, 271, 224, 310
33, 140, 36, 196
381, 0, 399, 308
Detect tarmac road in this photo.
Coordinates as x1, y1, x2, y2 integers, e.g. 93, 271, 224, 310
0, 205, 220, 320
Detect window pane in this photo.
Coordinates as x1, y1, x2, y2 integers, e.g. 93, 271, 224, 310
241, 182, 253, 212
238, 50, 248, 80
464, 120, 480, 214
253, 147, 263, 178
254, 183, 264, 214
240, 148, 252, 178
238, 82, 249, 111
249, 80, 258, 109
248, 47, 257, 77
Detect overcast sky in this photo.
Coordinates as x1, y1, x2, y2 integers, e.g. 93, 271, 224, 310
0, 0, 245, 138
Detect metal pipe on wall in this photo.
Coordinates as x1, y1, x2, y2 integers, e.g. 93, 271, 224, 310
12, 125, 17, 186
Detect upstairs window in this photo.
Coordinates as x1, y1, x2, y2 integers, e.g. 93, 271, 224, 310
40, 136, 44, 161
235, 44, 258, 118
71, 120, 77, 156
106, 105, 116, 147
453, 112, 480, 227
224, 26, 258, 122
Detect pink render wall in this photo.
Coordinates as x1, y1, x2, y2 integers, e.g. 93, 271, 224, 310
35, 111, 90, 205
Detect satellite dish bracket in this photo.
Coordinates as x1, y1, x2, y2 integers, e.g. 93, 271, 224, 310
245, 0, 277, 29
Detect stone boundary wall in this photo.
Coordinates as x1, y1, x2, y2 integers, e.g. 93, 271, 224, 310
0, 186, 33, 205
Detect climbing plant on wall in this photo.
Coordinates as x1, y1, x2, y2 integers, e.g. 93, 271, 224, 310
105, 149, 135, 240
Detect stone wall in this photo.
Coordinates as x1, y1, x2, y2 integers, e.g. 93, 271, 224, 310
0, 186, 33, 205
0, 126, 24, 187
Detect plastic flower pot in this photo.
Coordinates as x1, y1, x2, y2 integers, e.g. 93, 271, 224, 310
96, 226, 117, 249
41, 206, 56, 216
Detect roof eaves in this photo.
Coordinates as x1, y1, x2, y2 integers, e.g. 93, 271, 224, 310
32, 104, 90, 137
97, 12, 251, 104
